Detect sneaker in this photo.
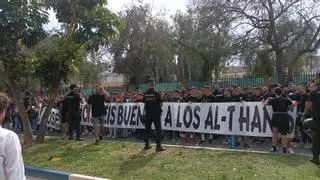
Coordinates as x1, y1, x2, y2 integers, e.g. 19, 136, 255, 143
287, 148, 295, 154
270, 148, 277, 153
199, 140, 205, 144
68, 137, 74, 140
99, 136, 103, 140
243, 143, 250, 148
95, 140, 99, 145
223, 138, 231, 144
283, 149, 287, 154
144, 145, 152, 150
156, 146, 165, 152
75, 138, 82, 141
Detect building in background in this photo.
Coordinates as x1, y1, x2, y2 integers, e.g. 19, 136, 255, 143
212, 66, 248, 80
101, 73, 126, 88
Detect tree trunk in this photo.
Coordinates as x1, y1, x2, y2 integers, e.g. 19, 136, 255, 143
214, 67, 219, 84
287, 67, 294, 84
263, 76, 271, 87
187, 63, 192, 86
180, 56, 185, 84
36, 87, 58, 143
40, 81, 43, 96
5, 78, 33, 146
275, 51, 286, 84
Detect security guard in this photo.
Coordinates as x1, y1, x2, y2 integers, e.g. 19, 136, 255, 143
63, 84, 82, 141
143, 78, 165, 152
306, 73, 320, 165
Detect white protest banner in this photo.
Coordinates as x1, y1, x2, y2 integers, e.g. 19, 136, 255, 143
43, 102, 297, 138
161, 102, 296, 137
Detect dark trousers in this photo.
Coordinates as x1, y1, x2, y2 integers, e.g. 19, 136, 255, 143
144, 112, 161, 147
312, 123, 320, 159
68, 114, 81, 139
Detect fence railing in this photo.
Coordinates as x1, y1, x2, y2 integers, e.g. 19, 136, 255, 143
126, 72, 317, 91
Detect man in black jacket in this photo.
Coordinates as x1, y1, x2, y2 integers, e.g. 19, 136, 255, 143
63, 84, 82, 141
143, 78, 165, 152
306, 73, 320, 164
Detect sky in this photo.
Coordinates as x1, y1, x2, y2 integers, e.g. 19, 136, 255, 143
45, 0, 188, 31
107, 0, 187, 14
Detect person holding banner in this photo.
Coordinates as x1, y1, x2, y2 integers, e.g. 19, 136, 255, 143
264, 87, 295, 153
143, 78, 165, 152
306, 73, 320, 165
182, 87, 199, 144
88, 85, 110, 145
200, 86, 214, 144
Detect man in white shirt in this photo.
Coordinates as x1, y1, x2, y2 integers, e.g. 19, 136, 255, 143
0, 93, 26, 180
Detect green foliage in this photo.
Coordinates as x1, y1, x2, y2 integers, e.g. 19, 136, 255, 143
40, 0, 122, 51
0, 0, 49, 81
33, 36, 84, 89
251, 51, 275, 76
172, 3, 234, 82
32, 0, 121, 89
77, 59, 103, 87
111, 4, 175, 84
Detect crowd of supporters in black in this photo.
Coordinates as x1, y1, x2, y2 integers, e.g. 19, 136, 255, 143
2, 79, 316, 150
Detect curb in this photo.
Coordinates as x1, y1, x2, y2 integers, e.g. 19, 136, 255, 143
25, 166, 109, 180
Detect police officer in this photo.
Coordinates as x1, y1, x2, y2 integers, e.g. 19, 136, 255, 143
63, 84, 82, 141
306, 73, 320, 165
143, 78, 165, 152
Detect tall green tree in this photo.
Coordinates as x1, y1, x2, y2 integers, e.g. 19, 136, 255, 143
111, 3, 175, 85
0, 0, 49, 145
172, 1, 234, 84
191, 0, 234, 82
172, 11, 203, 83
34, 0, 121, 143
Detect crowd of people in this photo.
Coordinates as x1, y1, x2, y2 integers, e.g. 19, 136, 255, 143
1, 78, 317, 150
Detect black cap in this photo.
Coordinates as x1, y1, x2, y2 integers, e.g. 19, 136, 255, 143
70, 84, 78, 90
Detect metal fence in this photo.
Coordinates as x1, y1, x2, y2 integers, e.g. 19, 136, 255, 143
217, 73, 316, 88
126, 72, 317, 91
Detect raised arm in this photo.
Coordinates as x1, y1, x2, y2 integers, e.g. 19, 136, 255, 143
100, 86, 110, 101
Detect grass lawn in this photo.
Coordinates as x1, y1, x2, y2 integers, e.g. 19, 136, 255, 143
24, 138, 320, 180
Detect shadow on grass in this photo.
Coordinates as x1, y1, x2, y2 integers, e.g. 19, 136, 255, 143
119, 150, 157, 176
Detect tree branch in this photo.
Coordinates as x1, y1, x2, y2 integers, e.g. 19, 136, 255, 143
274, 0, 300, 21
